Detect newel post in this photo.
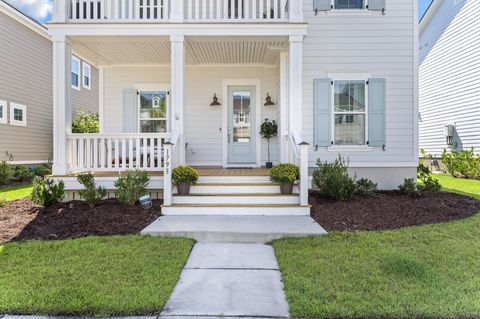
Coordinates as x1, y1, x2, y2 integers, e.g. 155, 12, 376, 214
52, 0, 69, 22
299, 142, 309, 206
163, 142, 174, 206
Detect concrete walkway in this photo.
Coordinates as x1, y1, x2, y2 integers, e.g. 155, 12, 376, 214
160, 243, 290, 318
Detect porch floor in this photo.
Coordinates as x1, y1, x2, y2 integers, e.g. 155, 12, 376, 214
64, 167, 272, 177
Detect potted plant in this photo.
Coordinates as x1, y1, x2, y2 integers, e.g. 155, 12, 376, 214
260, 119, 278, 169
270, 163, 300, 195
172, 166, 199, 195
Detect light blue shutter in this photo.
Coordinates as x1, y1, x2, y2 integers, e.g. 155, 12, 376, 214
314, 0, 333, 12
123, 89, 138, 133
367, 0, 385, 12
314, 78, 332, 147
368, 78, 386, 148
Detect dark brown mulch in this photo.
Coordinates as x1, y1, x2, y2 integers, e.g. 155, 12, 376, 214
310, 190, 480, 232
0, 199, 162, 243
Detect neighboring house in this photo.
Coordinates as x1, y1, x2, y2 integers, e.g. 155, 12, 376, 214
419, 0, 479, 156
49, 0, 418, 213
0, 0, 98, 165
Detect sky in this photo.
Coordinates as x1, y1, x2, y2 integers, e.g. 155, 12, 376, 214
6, 0, 433, 24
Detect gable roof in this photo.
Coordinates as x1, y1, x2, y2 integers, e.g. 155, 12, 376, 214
420, 0, 443, 35
0, 0, 50, 39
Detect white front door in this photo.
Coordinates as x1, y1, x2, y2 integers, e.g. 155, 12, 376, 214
227, 86, 256, 165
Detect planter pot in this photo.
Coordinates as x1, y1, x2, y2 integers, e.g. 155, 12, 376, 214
279, 182, 294, 195
177, 183, 191, 196
266, 162, 273, 169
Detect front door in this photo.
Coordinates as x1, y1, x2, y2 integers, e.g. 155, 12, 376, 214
227, 86, 256, 165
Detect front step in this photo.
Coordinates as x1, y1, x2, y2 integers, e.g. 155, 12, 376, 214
172, 194, 300, 205
161, 204, 310, 216
174, 183, 299, 195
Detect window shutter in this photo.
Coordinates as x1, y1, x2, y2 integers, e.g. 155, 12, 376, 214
313, 0, 333, 12
367, 0, 385, 12
123, 89, 138, 133
368, 78, 386, 148
314, 78, 332, 147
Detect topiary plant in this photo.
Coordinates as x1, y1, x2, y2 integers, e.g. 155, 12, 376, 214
260, 119, 278, 168
31, 177, 65, 207
77, 172, 107, 208
114, 170, 150, 206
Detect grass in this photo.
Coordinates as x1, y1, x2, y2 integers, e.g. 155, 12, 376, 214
0, 184, 33, 202
273, 175, 480, 319
0, 236, 194, 316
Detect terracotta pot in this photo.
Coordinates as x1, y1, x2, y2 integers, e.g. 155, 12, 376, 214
177, 182, 191, 196
280, 182, 294, 195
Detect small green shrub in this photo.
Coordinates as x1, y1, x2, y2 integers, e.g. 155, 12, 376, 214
31, 177, 65, 207
313, 155, 356, 201
72, 111, 100, 134
172, 166, 199, 185
441, 148, 480, 179
0, 161, 11, 186
398, 178, 421, 198
355, 178, 378, 197
0, 197, 6, 208
114, 170, 150, 206
270, 163, 300, 184
417, 163, 442, 192
13, 165, 34, 181
77, 172, 107, 208
33, 165, 52, 177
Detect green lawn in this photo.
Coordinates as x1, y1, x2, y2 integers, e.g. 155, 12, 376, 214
433, 174, 480, 199
0, 184, 33, 202
273, 175, 480, 319
0, 236, 194, 316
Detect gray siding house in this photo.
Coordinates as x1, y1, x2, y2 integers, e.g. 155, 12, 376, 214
0, 0, 98, 164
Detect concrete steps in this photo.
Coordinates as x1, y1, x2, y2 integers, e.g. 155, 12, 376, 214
174, 183, 299, 194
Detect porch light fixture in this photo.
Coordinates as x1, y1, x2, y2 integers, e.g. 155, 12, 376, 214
210, 93, 221, 106
264, 93, 275, 106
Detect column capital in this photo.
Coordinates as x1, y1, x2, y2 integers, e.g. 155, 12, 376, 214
289, 35, 304, 43
170, 35, 185, 43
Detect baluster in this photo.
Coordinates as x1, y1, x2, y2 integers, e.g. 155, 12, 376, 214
208, 0, 213, 19
188, 0, 193, 20
113, 139, 119, 169
107, 138, 112, 169
239, 0, 243, 18
244, 0, 249, 20
230, 0, 234, 19
266, 0, 271, 19
142, 138, 148, 168
79, 138, 85, 169
99, 0, 105, 19
122, 138, 127, 168
274, 0, 278, 19
149, 138, 154, 168
128, 138, 134, 168
72, 138, 78, 170
216, 0, 221, 20
93, 0, 98, 19
259, 0, 264, 20
158, 138, 163, 169
163, 0, 169, 20
135, 138, 140, 167
195, 0, 200, 20
71, 0, 77, 19
202, 0, 207, 19
100, 138, 105, 169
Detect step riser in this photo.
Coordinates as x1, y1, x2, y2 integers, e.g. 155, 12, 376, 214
172, 196, 300, 205
197, 176, 271, 184
174, 185, 299, 195
162, 206, 310, 216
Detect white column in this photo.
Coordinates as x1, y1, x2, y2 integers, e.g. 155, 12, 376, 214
279, 51, 289, 163
289, 35, 303, 137
52, 36, 72, 175
170, 0, 184, 22
52, 0, 68, 22
299, 142, 309, 206
289, 0, 303, 23
170, 35, 186, 165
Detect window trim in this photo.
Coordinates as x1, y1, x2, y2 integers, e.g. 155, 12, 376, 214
83, 62, 91, 90
72, 55, 81, 91
10, 102, 27, 127
0, 100, 7, 124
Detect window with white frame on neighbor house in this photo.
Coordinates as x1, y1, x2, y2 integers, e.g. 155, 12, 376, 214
10, 103, 27, 127
0, 100, 7, 124
72, 55, 80, 90
83, 62, 91, 90
334, 0, 365, 9
333, 80, 367, 145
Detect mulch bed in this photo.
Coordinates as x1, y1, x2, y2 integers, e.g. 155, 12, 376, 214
310, 190, 480, 232
0, 199, 162, 243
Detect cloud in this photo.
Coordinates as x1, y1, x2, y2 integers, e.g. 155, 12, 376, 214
5, 0, 53, 22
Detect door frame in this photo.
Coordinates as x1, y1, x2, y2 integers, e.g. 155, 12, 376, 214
222, 79, 262, 168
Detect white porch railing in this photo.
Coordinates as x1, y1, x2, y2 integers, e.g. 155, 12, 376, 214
67, 133, 171, 173
288, 131, 309, 206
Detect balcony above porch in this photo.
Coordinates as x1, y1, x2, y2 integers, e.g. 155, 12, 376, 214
52, 0, 304, 24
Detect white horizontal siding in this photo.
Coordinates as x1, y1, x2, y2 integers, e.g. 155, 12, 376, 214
419, 0, 480, 156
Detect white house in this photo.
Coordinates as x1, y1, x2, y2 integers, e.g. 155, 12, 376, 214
48, 0, 418, 215
419, 0, 479, 156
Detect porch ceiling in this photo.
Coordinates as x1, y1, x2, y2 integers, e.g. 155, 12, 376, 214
72, 36, 288, 66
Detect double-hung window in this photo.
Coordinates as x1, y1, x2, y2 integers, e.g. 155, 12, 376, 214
83, 62, 91, 90
334, 0, 365, 9
72, 55, 80, 90
10, 103, 27, 127
138, 90, 168, 133
0, 100, 7, 124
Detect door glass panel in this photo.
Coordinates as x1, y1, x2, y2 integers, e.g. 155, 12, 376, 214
139, 91, 167, 133
232, 90, 251, 143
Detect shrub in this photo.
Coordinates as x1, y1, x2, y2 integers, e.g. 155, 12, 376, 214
172, 166, 200, 185
398, 178, 421, 198
31, 177, 65, 207
72, 111, 100, 134
77, 172, 107, 208
418, 163, 442, 191
0, 161, 11, 186
114, 170, 150, 206
355, 178, 378, 197
270, 163, 300, 184
33, 165, 52, 177
441, 148, 480, 179
313, 155, 356, 201
13, 165, 34, 181
0, 197, 6, 208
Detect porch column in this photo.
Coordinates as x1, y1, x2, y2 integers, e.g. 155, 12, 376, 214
170, 35, 186, 165
279, 51, 290, 163
289, 35, 303, 141
52, 36, 72, 175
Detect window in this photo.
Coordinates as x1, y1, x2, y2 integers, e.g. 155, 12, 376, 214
139, 90, 168, 133
0, 100, 7, 124
10, 103, 27, 127
72, 55, 80, 90
83, 62, 91, 90
333, 80, 367, 145
334, 0, 365, 9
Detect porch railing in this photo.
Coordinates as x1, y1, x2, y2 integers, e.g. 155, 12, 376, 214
67, 133, 171, 173
288, 131, 309, 206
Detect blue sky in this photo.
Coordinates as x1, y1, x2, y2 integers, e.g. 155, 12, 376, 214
7, 0, 433, 24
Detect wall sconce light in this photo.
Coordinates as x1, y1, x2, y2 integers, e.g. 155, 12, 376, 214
210, 93, 221, 106
264, 93, 275, 106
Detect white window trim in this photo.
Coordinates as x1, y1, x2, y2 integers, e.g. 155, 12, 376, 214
83, 62, 91, 90
10, 103, 27, 127
72, 55, 81, 91
0, 100, 7, 124
134, 83, 171, 134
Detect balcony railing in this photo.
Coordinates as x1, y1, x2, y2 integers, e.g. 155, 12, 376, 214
53, 0, 301, 22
